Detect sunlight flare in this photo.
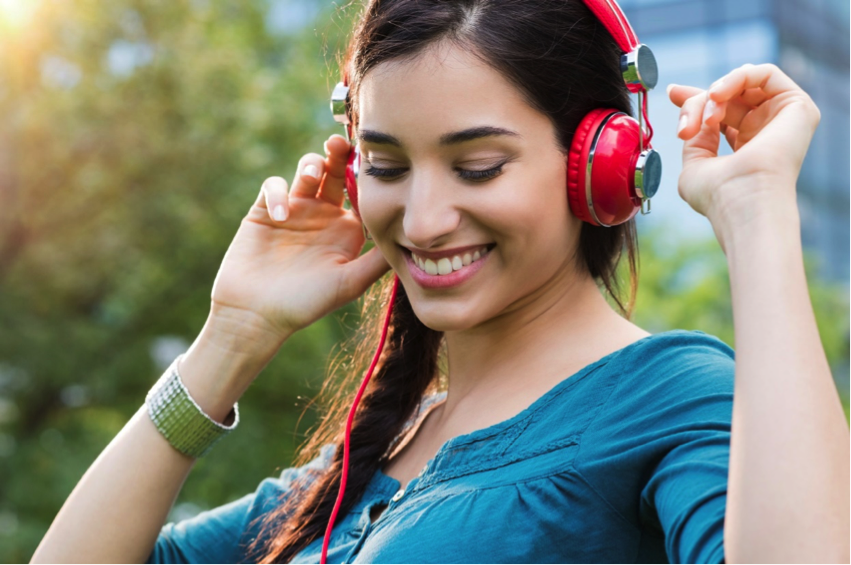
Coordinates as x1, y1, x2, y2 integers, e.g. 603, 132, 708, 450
0, 0, 38, 30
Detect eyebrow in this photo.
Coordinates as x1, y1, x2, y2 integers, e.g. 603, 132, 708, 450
357, 126, 521, 147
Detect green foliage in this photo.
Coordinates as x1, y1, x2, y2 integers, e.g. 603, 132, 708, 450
0, 0, 358, 560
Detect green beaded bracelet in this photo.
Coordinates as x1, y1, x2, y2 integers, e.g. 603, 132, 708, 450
145, 354, 239, 458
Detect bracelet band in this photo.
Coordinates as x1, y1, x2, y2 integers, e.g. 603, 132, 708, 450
145, 354, 239, 458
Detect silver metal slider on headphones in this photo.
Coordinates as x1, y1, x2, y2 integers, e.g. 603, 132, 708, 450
634, 149, 661, 201
330, 82, 350, 125
620, 44, 658, 93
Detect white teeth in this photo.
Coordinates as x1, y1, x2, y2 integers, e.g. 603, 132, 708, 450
423, 258, 438, 275
412, 246, 491, 276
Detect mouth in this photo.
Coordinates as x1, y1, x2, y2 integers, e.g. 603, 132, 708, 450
401, 243, 496, 289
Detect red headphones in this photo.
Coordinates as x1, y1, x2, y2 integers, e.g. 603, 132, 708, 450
331, 6, 660, 227
321, 1, 659, 561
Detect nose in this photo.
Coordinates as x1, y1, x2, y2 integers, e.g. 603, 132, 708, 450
402, 168, 461, 250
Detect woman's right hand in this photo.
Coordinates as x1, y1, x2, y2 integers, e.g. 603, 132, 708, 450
208, 133, 391, 348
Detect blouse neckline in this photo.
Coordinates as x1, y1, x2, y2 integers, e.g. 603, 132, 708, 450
372, 329, 684, 497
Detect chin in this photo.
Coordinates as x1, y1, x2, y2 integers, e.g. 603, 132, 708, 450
407, 298, 488, 332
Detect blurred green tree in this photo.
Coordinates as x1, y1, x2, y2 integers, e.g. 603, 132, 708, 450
0, 0, 357, 560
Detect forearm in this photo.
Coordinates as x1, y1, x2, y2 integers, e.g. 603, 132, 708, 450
30, 404, 197, 564
31, 312, 289, 563
719, 202, 850, 563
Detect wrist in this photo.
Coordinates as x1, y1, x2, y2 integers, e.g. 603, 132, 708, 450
177, 309, 291, 423
207, 302, 294, 350
710, 184, 801, 254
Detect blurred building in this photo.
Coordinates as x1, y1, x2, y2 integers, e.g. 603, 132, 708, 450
623, 0, 850, 283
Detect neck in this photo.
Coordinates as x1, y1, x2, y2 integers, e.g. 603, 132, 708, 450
441, 265, 624, 410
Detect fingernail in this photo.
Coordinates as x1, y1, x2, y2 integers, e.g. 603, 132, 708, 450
666, 83, 678, 96
273, 205, 287, 222
702, 99, 716, 124
677, 114, 688, 135
323, 141, 330, 154
303, 164, 318, 179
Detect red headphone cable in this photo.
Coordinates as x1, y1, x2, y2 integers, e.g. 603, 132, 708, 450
320, 274, 400, 564
641, 89, 654, 146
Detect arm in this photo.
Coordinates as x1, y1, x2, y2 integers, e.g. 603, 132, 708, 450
669, 63, 850, 563
30, 133, 387, 563
721, 199, 849, 564
30, 310, 287, 564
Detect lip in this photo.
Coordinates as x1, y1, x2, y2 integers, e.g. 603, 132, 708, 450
402, 245, 493, 289
403, 243, 493, 261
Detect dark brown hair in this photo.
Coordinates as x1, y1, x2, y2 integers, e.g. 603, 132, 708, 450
249, 0, 639, 561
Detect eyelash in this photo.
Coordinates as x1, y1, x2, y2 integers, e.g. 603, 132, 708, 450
362, 163, 505, 182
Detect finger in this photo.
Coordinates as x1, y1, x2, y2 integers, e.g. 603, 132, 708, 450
668, 84, 768, 127
682, 118, 722, 166
676, 92, 723, 165
714, 88, 768, 132
289, 153, 327, 200
736, 87, 769, 107
261, 176, 289, 223
729, 100, 776, 148
677, 93, 738, 139
667, 83, 704, 108
677, 91, 710, 140
317, 134, 352, 207
669, 83, 767, 109
338, 246, 392, 302
701, 95, 757, 132
706, 63, 800, 104
721, 123, 740, 151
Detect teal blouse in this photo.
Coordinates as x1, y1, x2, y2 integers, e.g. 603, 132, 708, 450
146, 329, 734, 564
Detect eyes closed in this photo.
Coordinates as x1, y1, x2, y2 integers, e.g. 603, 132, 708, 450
361, 156, 514, 183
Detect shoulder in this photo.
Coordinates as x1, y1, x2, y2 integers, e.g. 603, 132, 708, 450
573, 330, 735, 507
615, 329, 735, 399
625, 328, 735, 361
250, 443, 336, 514
578, 329, 736, 450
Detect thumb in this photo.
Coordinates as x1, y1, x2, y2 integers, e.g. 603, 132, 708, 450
339, 246, 392, 302
681, 108, 723, 168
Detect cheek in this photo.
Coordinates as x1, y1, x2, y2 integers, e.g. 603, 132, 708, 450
494, 159, 571, 244
356, 182, 404, 254
356, 181, 391, 230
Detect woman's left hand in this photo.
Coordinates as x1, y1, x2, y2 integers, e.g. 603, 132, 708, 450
667, 63, 821, 248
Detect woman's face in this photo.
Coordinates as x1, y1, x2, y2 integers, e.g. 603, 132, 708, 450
357, 41, 584, 332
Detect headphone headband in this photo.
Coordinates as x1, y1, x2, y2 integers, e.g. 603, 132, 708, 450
581, 0, 657, 93
331, 0, 657, 131
580, 0, 638, 53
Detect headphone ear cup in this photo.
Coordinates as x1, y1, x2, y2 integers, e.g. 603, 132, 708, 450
566, 108, 644, 227
344, 143, 361, 217
566, 108, 613, 225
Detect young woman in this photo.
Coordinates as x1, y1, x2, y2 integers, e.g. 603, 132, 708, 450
32, 0, 848, 563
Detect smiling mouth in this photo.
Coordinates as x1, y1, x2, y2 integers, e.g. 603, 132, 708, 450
403, 244, 496, 276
